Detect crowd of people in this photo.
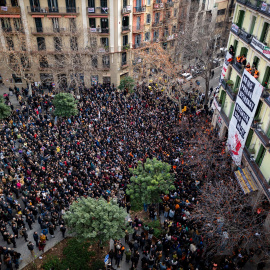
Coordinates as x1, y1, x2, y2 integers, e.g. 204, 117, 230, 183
0, 82, 265, 270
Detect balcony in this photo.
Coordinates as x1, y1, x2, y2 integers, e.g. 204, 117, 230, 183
219, 107, 230, 127
165, 2, 174, 8
153, 2, 165, 9
87, 6, 109, 15
250, 36, 270, 62
98, 64, 110, 71
252, 124, 270, 148
221, 79, 237, 101
236, 0, 270, 19
31, 27, 75, 35
262, 89, 270, 107
0, 5, 20, 15
27, 6, 79, 14
122, 25, 130, 33
243, 147, 270, 199
133, 6, 146, 13
230, 24, 253, 44
152, 21, 163, 28
230, 58, 244, 75
133, 42, 146, 49
121, 7, 131, 15
121, 61, 129, 69
133, 25, 144, 33
2, 27, 12, 32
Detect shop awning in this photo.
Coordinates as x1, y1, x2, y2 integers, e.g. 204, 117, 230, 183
47, 15, 62, 18
32, 15, 44, 18
234, 168, 258, 194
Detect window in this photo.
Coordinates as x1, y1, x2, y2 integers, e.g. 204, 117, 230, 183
123, 35, 128, 46
21, 56, 30, 69
147, 0, 150, 5
164, 28, 169, 37
101, 0, 108, 14
260, 22, 269, 43
70, 18, 76, 32
1, 18, 11, 32
249, 16, 256, 35
145, 32, 150, 41
91, 56, 98, 68
262, 66, 270, 87
172, 25, 176, 33
37, 37, 46, 51
6, 37, 14, 50
11, 0, 18, 6
13, 18, 23, 31
254, 100, 263, 120
215, 22, 222, 28
54, 37, 62, 51
122, 16, 129, 27
267, 123, 270, 138
48, 0, 58, 12
30, 0, 40, 10
35, 18, 42, 32
236, 10, 245, 28
39, 56, 49, 68
255, 144, 266, 167
217, 9, 226, 15
66, 0, 76, 12
102, 55, 110, 67
88, 0, 95, 7
123, 0, 127, 7
101, 37, 109, 47
166, 11, 170, 19
245, 130, 254, 149
153, 30, 159, 41
90, 37, 97, 46
89, 18, 96, 28
70, 37, 78, 51
154, 12, 160, 23
253, 56, 260, 69
52, 18, 59, 32
146, 14, 151, 24
122, 52, 127, 65
135, 34, 141, 47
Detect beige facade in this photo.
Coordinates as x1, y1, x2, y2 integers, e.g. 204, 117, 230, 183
0, 0, 181, 88
212, 0, 270, 200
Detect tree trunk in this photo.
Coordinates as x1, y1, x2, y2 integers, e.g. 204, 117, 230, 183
204, 75, 210, 105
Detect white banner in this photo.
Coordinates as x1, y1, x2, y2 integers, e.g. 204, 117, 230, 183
227, 70, 263, 165
220, 51, 232, 83
251, 37, 270, 60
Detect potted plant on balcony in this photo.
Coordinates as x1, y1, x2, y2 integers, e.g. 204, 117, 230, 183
226, 80, 234, 87
123, 44, 130, 51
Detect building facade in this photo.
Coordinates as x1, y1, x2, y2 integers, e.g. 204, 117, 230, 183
212, 0, 270, 200
0, 0, 181, 88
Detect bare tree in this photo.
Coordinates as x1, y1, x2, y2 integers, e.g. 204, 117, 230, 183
175, 2, 228, 105
0, 30, 104, 94
193, 179, 270, 261
132, 43, 186, 112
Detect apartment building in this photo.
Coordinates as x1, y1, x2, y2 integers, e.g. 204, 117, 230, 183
0, 0, 180, 88
212, 0, 270, 201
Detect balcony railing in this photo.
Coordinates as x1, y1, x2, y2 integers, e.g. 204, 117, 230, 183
243, 147, 270, 199
133, 6, 146, 13
236, 0, 270, 19
87, 6, 109, 14
100, 28, 109, 34
31, 27, 74, 34
0, 5, 20, 14
165, 2, 174, 8
153, 2, 165, 9
132, 25, 144, 32
122, 25, 130, 32
27, 6, 79, 13
121, 61, 128, 67
133, 42, 146, 49
231, 24, 253, 44
221, 79, 237, 101
121, 7, 131, 14
2, 27, 12, 32
230, 58, 244, 75
152, 21, 163, 27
